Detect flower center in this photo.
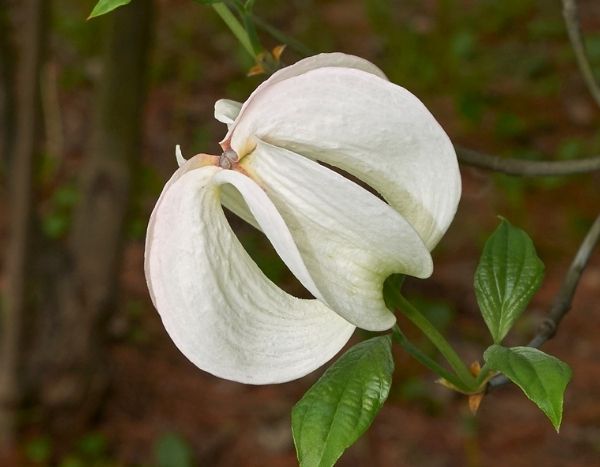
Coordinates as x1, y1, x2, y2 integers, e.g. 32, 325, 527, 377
219, 149, 239, 170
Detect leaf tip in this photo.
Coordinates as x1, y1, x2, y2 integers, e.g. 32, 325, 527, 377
553, 423, 561, 433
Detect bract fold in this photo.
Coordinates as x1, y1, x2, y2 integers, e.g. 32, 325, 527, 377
216, 52, 386, 141
225, 56, 461, 249
214, 169, 325, 302
145, 165, 354, 384
242, 140, 432, 331
214, 99, 242, 127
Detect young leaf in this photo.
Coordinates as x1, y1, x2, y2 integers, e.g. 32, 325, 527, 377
292, 336, 394, 467
474, 218, 544, 343
88, 0, 132, 19
484, 345, 572, 431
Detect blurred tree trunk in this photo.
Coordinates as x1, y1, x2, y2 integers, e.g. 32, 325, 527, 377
0, 0, 16, 169
31, 0, 154, 431
0, 0, 47, 446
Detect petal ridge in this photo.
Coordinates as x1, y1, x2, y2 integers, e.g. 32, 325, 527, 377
222, 52, 388, 147
241, 140, 433, 331
228, 66, 461, 249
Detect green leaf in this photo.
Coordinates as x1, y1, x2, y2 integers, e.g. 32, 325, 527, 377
88, 0, 131, 19
292, 336, 394, 467
474, 218, 544, 343
484, 345, 572, 431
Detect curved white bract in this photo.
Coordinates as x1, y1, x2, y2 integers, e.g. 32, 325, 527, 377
242, 140, 432, 331
222, 52, 387, 143
214, 98, 242, 127
225, 55, 461, 249
145, 165, 354, 384
146, 53, 461, 384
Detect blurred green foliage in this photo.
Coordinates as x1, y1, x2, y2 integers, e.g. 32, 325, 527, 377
41, 182, 79, 239
24, 432, 113, 466
22, 430, 197, 466
154, 432, 194, 467
25, 436, 52, 464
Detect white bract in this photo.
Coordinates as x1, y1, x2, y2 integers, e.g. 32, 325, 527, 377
145, 53, 461, 384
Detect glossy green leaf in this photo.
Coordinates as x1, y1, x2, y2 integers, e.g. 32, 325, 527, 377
484, 345, 572, 431
88, 0, 131, 19
292, 336, 394, 467
474, 218, 544, 343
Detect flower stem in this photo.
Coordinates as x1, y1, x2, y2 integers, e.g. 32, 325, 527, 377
391, 325, 472, 393
474, 362, 494, 387
396, 294, 477, 389
211, 3, 256, 59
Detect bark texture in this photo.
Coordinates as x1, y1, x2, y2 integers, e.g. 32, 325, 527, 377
0, 0, 46, 446
1, 0, 153, 443
29, 0, 153, 432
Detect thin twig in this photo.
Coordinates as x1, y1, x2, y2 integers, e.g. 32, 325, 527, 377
489, 213, 600, 389
456, 146, 600, 176
562, 0, 600, 109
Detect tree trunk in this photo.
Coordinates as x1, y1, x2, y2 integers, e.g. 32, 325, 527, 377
0, 0, 46, 446
0, 0, 16, 169
30, 0, 154, 431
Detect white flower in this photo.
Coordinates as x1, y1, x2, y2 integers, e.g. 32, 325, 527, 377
144, 53, 461, 384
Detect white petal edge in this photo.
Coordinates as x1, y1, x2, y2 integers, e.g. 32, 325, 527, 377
227, 66, 461, 250
213, 169, 326, 303
145, 165, 355, 384
220, 183, 259, 228
214, 99, 243, 127
222, 52, 387, 147
145, 153, 219, 305
242, 140, 433, 331
175, 145, 186, 167
147, 155, 325, 305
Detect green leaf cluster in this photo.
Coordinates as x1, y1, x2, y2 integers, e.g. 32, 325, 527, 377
475, 219, 571, 431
